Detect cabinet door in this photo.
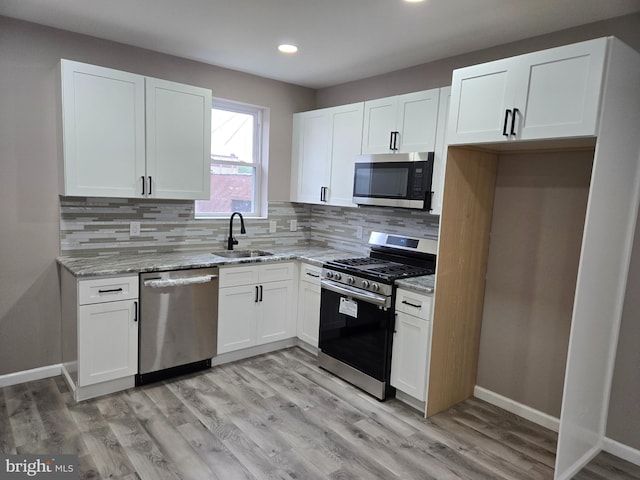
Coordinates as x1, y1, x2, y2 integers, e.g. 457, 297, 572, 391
78, 299, 138, 386
515, 38, 607, 140
218, 285, 257, 354
257, 280, 294, 344
431, 87, 451, 216
291, 110, 331, 204
390, 311, 431, 401
448, 57, 519, 145
326, 103, 363, 206
297, 264, 322, 346
60, 60, 146, 197
361, 96, 398, 154
396, 89, 440, 153
296, 281, 320, 347
146, 78, 212, 199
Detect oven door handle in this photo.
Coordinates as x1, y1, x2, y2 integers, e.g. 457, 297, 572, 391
321, 279, 390, 308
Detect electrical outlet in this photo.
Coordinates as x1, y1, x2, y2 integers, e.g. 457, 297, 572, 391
269, 220, 277, 233
130, 221, 141, 237
355, 226, 363, 239
289, 219, 297, 232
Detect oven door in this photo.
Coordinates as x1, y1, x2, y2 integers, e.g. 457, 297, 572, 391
319, 279, 393, 382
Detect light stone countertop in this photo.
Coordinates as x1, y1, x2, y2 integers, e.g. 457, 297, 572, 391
57, 244, 435, 294
395, 274, 435, 294
56, 245, 358, 277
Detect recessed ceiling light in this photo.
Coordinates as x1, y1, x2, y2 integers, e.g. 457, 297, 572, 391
404, 0, 425, 2
278, 44, 298, 54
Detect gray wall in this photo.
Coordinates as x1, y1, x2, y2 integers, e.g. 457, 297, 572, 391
316, 12, 640, 107
316, 12, 640, 448
477, 151, 592, 418
0, 15, 315, 375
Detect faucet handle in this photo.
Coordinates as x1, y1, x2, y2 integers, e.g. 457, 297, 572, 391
232, 237, 238, 245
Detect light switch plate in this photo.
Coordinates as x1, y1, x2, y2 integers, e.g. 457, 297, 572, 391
130, 221, 141, 237
289, 219, 297, 232
355, 226, 363, 239
269, 220, 277, 233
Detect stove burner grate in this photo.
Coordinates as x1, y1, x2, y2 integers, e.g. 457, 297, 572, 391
331, 257, 381, 266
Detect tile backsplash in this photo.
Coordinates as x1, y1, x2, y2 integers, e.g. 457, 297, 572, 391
59, 198, 439, 256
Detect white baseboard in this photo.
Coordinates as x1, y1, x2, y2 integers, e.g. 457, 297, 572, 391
474, 385, 560, 432
0, 364, 62, 388
603, 437, 640, 467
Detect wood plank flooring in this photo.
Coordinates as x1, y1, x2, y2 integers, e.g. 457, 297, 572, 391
1, 347, 639, 479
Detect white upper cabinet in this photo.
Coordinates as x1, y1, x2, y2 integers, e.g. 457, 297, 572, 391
145, 78, 211, 199
448, 38, 607, 145
290, 102, 363, 207
60, 61, 146, 198
291, 109, 331, 204
59, 59, 211, 200
362, 89, 439, 154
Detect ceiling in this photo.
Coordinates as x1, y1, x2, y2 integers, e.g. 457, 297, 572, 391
1, 0, 639, 89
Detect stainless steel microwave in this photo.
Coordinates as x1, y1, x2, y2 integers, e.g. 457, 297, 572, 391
352, 152, 434, 210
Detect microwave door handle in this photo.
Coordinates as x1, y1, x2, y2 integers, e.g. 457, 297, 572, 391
389, 132, 394, 151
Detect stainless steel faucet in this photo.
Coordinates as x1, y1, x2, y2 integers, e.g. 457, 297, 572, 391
227, 211, 246, 250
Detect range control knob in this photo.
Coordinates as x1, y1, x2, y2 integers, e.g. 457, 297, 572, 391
334, 273, 342, 281
371, 283, 380, 292
347, 276, 355, 285
362, 280, 370, 288
325, 271, 334, 279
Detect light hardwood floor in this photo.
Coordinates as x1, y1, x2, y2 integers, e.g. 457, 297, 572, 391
1, 347, 639, 479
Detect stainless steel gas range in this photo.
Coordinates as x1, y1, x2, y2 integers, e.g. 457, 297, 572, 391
318, 231, 437, 400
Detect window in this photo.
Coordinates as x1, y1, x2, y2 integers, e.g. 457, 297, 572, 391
195, 99, 266, 218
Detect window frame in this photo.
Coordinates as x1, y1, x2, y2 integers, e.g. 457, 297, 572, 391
195, 98, 267, 219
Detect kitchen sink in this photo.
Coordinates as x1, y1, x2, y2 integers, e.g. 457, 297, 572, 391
212, 249, 273, 258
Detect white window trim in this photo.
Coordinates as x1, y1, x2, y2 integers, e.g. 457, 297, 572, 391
195, 98, 269, 219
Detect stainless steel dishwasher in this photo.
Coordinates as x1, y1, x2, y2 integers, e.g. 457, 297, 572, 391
137, 267, 218, 385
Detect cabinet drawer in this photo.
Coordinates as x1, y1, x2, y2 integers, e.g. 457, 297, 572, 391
299, 263, 322, 285
78, 275, 139, 305
395, 289, 432, 319
219, 262, 294, 288
219, 265, 260, 287
259, 262, 294, 283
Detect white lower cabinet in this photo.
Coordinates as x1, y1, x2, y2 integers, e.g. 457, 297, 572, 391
61, 272, 139, 401
218, 263, 295, 354
78, 299, 138, 386
391, 288, 432, 402
296, 263, 322, 347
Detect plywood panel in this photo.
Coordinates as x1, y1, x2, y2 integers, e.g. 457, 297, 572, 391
426, 147, 498, 417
